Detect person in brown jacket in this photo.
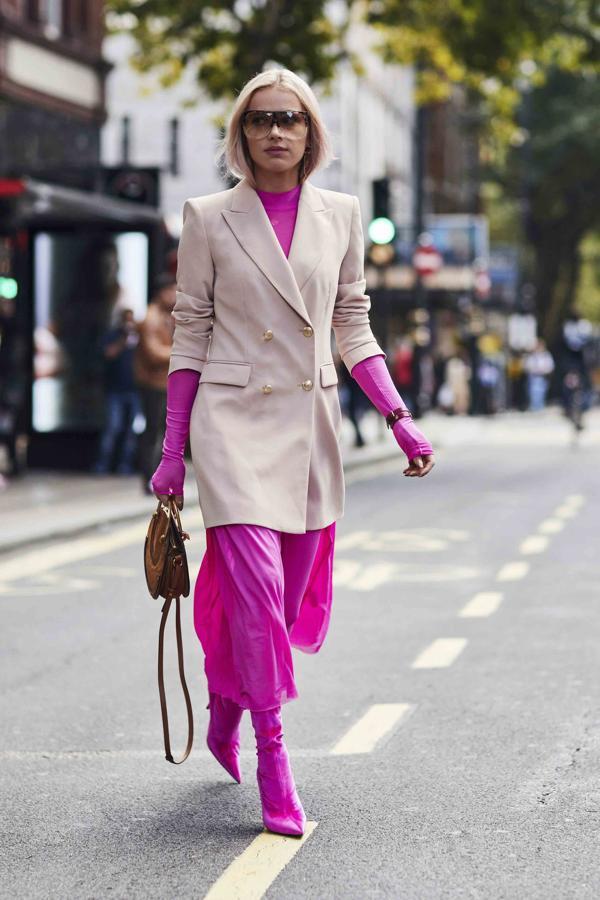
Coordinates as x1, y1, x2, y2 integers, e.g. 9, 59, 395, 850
134, 273, 176, 492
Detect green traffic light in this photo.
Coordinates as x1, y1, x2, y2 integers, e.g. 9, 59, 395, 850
0, 277, 18, 300
368, 217, 395, 245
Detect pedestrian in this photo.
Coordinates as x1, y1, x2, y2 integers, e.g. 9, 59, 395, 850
134, 273, 176, 494
93, 308, 141, 475
337, 357, 367, 446
391, 337, 416, 413
557, 307, 594, 431
443, 352, 471, 415
524, 339, 554, 412
150, 68, 435, 837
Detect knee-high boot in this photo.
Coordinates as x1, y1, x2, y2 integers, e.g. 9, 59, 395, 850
206, 691, 244, 783
250, 706, 306, 837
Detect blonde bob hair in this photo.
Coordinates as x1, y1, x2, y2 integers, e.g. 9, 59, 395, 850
217, 68, 335, 189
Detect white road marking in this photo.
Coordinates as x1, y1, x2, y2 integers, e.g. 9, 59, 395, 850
496, 561, 530, 582
0, 510, 205, 585
554, 505, 578, 519
332, 559, 363, 586
459, 591, 503, 618
411, 638, 468, 669
334, 531, 372, 551
564, 493, 584, 508
538, 518, 565, 535
519, 535, 549, 555
333, 529, 469, 553
203, 823, 318, 900
353, 562, 399, 590
330, 703, 413, 755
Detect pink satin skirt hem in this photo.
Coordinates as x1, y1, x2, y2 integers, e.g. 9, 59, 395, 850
193, 521, 336, 711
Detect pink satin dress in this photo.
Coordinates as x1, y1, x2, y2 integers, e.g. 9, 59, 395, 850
193, 183, 337, 711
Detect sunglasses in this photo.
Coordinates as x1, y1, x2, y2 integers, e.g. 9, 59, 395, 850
242, 109, 310, 139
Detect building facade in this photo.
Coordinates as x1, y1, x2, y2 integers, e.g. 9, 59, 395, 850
0, 0, 109, 180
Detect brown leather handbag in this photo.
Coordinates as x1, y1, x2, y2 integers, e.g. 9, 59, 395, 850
144, 496, 194, 764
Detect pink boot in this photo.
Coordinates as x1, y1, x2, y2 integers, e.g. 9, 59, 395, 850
206, 691, 243, 783
250, 706, 306, 837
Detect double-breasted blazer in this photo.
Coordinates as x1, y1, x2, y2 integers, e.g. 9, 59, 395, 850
169, 176, 386, 533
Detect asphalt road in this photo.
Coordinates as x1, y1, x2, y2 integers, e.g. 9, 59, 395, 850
2, 411, 599, 899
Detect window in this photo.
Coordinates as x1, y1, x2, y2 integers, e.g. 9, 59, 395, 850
26, 0, 40, 23
64, 0, 89, 38
45, 0, 63, 36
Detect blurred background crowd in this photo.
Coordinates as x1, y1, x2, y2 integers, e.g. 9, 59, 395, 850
0, 0, 599, 490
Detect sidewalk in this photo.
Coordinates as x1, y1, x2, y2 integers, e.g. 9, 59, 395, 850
2, 406, 598, 554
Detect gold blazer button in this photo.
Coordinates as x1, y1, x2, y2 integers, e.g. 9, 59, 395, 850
262, 384, 273, 394
301, 379, 313, 391
263, 329, 274, 340
302, 325, 314, 337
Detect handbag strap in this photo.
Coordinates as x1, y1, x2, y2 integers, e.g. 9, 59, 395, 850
157, 595, 194, 764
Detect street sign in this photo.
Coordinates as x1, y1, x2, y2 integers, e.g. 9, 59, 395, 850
413, 235, 442, 276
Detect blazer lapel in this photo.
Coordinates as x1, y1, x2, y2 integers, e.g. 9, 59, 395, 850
221, 177, 332, 326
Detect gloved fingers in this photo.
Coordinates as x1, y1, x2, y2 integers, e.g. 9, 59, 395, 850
403, 454, 435, 478
154, 492, 184, 509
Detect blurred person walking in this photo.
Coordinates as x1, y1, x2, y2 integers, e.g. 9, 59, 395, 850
338, 357, 367, 446
134, 274, 176, 493
524, 339, 554, 412
391, 337, 416, 413
443, 352, 471, 415
150, 68, 435, 837
557, 308, 594, 432
93, 308, 141, 475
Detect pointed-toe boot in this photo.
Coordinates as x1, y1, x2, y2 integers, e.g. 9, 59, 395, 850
206, 691, 244, 783
250, 707, 306, 837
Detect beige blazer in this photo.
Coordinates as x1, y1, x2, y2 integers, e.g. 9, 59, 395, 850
169, 176, 386, 533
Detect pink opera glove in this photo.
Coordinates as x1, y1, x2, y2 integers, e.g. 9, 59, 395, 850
350, 354, 434, 461
150, 368, 200, 495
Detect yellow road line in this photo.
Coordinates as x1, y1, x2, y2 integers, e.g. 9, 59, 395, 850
0, 510, 205, 584
330, 703, 413, 755
459, 591, 503, 618
203, 823, 318, 900
496, 561, 530, 582
411, 638, 467, 669
519, 535, 549, 555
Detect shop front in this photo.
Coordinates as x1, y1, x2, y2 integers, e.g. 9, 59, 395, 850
0, 177, 165, 472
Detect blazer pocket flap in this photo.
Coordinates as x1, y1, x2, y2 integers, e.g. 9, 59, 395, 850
200, 360, 252, 387
320, 362, 339, 387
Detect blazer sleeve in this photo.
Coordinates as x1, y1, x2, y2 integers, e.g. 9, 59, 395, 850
332, 195, 387, 374
168, 198, 215, 376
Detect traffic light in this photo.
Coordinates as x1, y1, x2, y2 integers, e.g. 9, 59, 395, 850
372, 177, 390, 219
100, 166, 161, 207
0, 277, 18, 299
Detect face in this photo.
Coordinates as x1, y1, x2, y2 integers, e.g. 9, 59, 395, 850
242, 86, 310, 180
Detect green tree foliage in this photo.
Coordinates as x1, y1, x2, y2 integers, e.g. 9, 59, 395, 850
106, 0, 360, 106
366, 0, 600, 336
512, 70, 600, 336
365, 0, 599, 146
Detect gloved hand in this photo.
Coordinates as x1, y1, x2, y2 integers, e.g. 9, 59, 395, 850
151, 368, 200, 506
350, 354, 435, 477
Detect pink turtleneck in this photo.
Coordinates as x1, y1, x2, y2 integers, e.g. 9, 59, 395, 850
256, 183, 302, 257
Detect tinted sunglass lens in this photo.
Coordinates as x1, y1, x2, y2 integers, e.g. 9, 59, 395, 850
244, 111, 308, 136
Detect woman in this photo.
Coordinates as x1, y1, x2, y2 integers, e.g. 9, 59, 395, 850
151, 68, 435, 837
